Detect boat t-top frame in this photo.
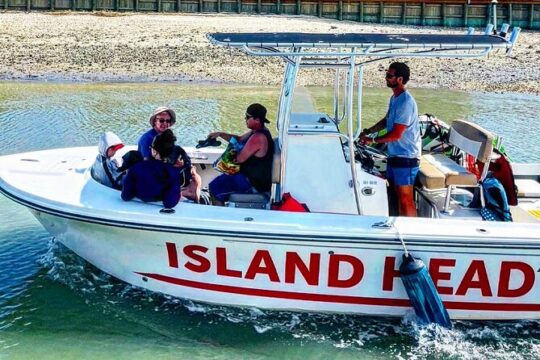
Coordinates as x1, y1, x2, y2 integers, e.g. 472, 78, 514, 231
208, 26, 521, 215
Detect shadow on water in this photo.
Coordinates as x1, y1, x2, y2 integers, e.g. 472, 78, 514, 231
1, 82, 540, 358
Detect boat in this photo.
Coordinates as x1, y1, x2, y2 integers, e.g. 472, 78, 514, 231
2, 26, 540, 321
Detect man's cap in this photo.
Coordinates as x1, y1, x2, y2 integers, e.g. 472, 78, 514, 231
246, 103, 270, 124
149, 106, 177, 127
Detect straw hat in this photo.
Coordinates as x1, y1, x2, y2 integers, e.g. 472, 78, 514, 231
149, 106, 176, 127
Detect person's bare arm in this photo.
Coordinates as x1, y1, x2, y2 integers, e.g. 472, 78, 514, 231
364, 117, 387, 134
208, 130, 251, 143
359, 117, 387, 144
235, 133, 267, 164
370, 123, 407, 144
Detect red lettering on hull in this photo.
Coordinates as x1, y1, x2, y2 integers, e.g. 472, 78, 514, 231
498, 261, 535, 297
183, 245, 210, 273
285, 252, 320, 286
216, 247, 243, 278
429, 258, 456, 295
382, 256, 400, 291
456, 260, 493, 297
245, 250, 280, 282
164, 243, 538, 301
328, 254, 364, 288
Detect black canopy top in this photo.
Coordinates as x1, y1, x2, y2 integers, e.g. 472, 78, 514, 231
208, 32, 510, 49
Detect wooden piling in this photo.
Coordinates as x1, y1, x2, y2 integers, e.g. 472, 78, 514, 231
442, 3, 446, 26
464, 2, 468, 27
421, 2, 425, 26
530, 4, 535, 29
379, 1, 383, 23
359, 1, 363, 22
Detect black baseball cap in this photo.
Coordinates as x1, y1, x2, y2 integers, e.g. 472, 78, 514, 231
246, 103, 270, 124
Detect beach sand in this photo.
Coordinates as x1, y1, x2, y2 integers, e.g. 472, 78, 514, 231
0, 12, 538, 93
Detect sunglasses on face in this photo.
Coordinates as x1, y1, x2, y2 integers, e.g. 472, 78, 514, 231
385, 72, 397, 79
156, 118, 172, 124
245, 114, 254, 120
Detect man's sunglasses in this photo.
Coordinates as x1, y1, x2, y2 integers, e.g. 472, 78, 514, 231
245, 114, 254, 120
385, 73, 397, 79
157, 118, 172, 124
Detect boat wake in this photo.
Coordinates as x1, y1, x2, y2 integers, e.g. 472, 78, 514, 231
34, 238, 540, 359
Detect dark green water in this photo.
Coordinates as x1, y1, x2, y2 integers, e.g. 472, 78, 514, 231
1, 82, 540, 359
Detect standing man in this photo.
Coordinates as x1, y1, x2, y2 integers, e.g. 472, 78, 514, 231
360, 62, 421, 217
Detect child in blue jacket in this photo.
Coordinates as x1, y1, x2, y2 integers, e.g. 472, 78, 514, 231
121, 129, 181, 210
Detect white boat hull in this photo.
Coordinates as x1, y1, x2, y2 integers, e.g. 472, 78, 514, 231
31, 206, 540, 320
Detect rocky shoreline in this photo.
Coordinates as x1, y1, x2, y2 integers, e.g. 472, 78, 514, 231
0, 12, 538, 93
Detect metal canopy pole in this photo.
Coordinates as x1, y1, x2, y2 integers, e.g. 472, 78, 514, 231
278, 50, 302, 198
333, 69, 340, 123
346, 53, 363, 215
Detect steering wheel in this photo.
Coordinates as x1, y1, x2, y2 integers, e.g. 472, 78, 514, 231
355, 143, 387, 173
356, 143, 387, 158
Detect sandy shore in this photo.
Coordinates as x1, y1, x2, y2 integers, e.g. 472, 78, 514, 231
0, 12, 538, 93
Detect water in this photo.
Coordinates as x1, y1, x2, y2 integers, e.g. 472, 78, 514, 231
0, 81, 540, 359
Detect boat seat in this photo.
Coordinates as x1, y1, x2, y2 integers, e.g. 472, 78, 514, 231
418, 119, 494, 212
419, 154, 477, 190
271, 138, 281, 184
515, 179, 540, 198
418, 156, 447, 189
228, 192, 270, 209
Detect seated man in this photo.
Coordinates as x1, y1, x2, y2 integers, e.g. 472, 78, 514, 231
122, 129, 181, 210
207, 103, 275, 205
91, 131, 125, 190
138, 106, 202, 203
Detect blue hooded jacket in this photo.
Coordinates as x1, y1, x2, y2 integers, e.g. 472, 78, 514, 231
121, 159, 181, 209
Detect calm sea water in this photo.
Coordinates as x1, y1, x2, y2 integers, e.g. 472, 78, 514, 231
1, 81, 540, 359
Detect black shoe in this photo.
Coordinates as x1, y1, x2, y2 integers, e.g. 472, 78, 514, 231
196, 138, 222, 149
